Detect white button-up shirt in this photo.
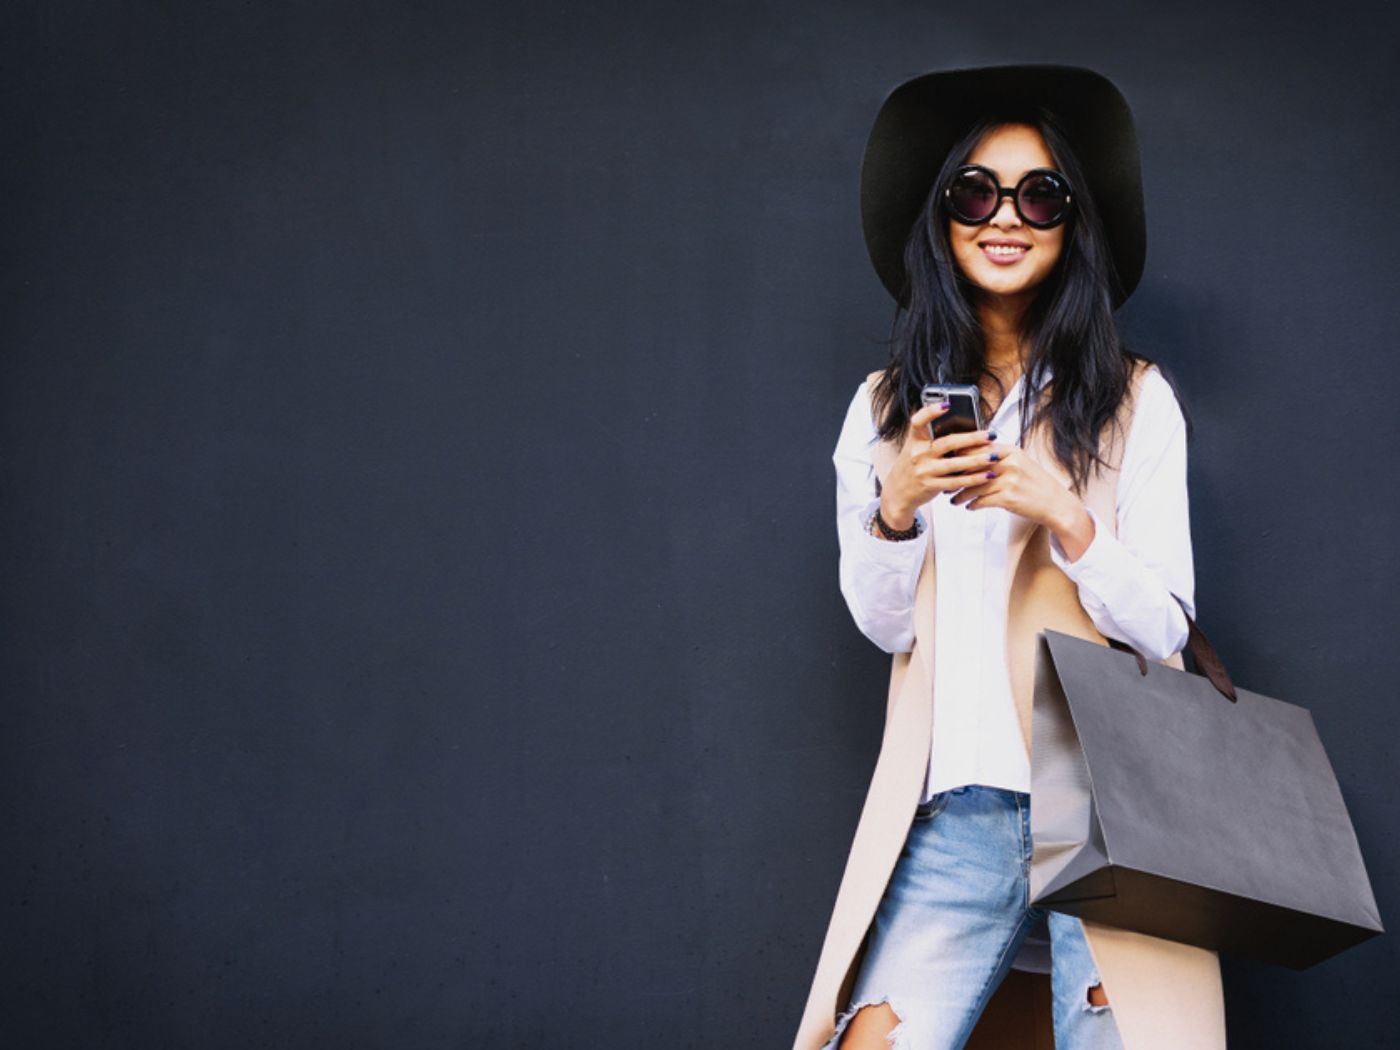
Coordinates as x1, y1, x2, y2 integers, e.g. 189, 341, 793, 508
832, 365, 1196, 800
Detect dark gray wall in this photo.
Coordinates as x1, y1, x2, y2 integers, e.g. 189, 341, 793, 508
4, 1, 1396, 1046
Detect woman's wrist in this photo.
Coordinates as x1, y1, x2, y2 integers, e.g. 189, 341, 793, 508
1048, 498, 1096, 563
871, 501, 921, 541
877, 495, 916, 533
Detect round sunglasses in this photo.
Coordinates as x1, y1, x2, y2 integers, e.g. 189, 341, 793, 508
943, 164, 1074, 229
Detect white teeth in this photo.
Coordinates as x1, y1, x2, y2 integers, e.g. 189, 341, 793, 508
983, 245, 1028, 255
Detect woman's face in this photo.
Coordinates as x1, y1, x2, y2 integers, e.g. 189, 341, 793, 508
947, 123, 1065, 307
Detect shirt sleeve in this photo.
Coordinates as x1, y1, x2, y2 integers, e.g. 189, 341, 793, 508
1046, 366, 1195, 660
833, 380, 929, 654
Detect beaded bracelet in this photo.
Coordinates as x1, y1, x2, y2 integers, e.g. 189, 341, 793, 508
872, 506, 921, 541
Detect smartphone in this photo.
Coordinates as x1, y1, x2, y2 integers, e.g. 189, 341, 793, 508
920, 383, 983, 456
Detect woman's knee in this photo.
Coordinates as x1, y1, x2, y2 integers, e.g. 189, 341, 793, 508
836, 1000, 904, 1049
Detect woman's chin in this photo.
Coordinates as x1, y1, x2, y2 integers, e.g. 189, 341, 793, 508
971, 271, 1042, 302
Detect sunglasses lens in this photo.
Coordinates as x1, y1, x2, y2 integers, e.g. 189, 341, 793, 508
1017, 171, 1070, 225
947, 169, 998, 222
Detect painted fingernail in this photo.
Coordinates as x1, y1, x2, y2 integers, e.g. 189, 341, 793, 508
987, 430, 998, 440
939, 400, 950, 410
985, 471, 996, 478
988, 453, 999, 461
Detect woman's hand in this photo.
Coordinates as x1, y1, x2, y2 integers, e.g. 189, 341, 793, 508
877, 402, 1009, 530
947, 440, 1096, 560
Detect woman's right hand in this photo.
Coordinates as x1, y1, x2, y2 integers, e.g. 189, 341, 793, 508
878, 402, 998, 530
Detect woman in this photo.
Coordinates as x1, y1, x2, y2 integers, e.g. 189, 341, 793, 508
793, 67, 1228, 1050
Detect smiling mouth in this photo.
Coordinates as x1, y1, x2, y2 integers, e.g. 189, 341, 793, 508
979, 243, 1030, 265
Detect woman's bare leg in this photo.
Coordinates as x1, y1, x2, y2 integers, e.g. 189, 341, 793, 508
836, 1001, 902, 1048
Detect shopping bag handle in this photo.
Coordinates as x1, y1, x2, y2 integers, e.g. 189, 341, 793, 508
1106, 594, 1239, 703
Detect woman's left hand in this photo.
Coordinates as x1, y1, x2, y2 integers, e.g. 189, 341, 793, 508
947, 442, 1095, 557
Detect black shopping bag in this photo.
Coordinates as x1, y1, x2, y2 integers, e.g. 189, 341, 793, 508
1029, 612, 1384, 969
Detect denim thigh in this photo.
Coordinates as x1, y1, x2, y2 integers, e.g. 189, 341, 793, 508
823, 785, 1036, 1049
822, 784, 1125, 1050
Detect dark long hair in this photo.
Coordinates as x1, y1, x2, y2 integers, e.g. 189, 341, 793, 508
868, 104, 1183, 494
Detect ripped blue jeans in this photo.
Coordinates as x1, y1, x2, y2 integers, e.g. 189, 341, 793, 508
822, 784, 1125, 1050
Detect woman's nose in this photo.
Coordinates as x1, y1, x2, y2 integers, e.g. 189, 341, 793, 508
990, 195, 1021, 228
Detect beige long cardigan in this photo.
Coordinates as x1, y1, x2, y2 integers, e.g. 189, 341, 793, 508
792, 361, 1227, 1050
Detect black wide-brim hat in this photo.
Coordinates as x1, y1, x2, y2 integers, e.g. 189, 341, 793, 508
861, 64, 1145, 308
